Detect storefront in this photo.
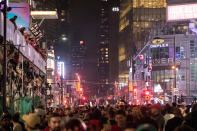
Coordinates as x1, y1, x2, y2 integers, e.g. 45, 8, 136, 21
134, 34, 197, 104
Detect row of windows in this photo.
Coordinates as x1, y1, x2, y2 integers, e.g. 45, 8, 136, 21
152, 69, 185, 83
190, 64, 197, 81
100, 48, 109, 51
133, 0, 166, 8
100, 61, 109, 64
151, 46, 187, 59
151, 64, 197, 82
190, 40, 197, 58
151, 47, 169, 59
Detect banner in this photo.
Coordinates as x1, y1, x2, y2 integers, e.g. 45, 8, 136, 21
7, 3, 30, 28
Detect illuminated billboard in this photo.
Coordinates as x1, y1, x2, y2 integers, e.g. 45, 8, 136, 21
167, 3, 197, 21
47, 58, 55, 70
7, 3, 30, 28
57, 61, 65, 79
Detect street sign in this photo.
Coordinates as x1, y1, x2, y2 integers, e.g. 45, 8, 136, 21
174, 88, 179, 95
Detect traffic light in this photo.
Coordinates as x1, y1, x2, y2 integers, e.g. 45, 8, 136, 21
145, 91, 150, 96
145, 95, 150, 101
144, 90, 151, 101
82, 96, 86, 101
132, 60, 136, 74
76, 81, 80, 91
133, 88, 137, 96
129, 82, 133, 92
171, 86, 174, 94
79, 88, 83, 94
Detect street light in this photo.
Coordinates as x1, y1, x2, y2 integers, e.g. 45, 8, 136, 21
61, 34, 67, 41
62, 37, 67, 41
172, 66, 178, 71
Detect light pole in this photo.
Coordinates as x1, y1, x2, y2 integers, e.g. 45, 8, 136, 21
2, 0, 7, 112
173, 36, 177, 103
60, 76, 63, 105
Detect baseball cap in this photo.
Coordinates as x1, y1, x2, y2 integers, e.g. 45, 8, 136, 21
22, 113, 40, 129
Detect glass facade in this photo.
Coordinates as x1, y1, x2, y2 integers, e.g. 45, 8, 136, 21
132, 0, 166, 49
119, 0, 166, 83
133, 0, 166, 8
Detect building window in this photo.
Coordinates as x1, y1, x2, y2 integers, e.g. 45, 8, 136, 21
176, 46, 185, 58
190, 63, 197, 81
151, 47, 169, 59
61, 19, 65, 22
190, 40, 196, 58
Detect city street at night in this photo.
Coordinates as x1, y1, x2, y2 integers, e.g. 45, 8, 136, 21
0, 0, 197, 131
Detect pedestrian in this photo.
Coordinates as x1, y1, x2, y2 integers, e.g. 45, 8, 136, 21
44, 113, 61, 131
22, 113, 41, 131
174, 124, 194, 131
111, 110, 126, 131
61, 118, 86, 131
184, 104, 197, 130
35, 108, 47, 130
150, 104, 165, 131
9, 15, 18, 30
0, 112, 13, 131
12, 112, 24, 131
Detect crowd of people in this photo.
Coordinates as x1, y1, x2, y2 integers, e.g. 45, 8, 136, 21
0, 102, 197, 131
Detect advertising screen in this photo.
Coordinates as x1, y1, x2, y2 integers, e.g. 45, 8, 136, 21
57, 61, 65, 79
167, 3, 197, 21
7, 3, 30, 28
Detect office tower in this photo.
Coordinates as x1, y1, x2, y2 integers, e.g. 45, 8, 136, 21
98, 0, 119, 96
118, 0, 166, 86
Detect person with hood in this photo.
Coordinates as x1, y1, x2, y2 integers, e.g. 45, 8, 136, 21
185, 104, 197, 130
163, 104, 175, 131
150, 104, 164, 131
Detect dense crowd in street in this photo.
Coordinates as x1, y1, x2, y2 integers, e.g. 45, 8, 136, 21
0, 102, 197, 131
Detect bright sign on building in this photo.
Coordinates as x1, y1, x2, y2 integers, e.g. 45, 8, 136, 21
7, 3, 30, 28
57, 61, 65, 79
47, 58, 54, 70
167, 3, 197, 21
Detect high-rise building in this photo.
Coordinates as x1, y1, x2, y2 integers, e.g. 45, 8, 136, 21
98, 0, 119, 97
71, 40, 86, 78
118, 0, 166, 88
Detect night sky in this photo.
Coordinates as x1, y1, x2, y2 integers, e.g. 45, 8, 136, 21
64, 0, 99, 82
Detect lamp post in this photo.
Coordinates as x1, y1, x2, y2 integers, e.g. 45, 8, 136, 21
173, 36, 177, 103
2, 0, 8, 112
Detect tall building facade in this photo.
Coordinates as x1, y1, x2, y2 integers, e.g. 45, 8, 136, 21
98, 0, 119, 97
71, 40, 86, 78
118, 0, 166, 88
